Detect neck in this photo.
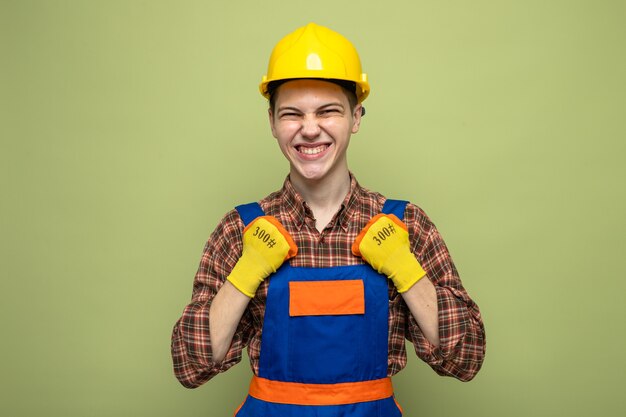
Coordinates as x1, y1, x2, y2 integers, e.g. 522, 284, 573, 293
290, 168, 351, 230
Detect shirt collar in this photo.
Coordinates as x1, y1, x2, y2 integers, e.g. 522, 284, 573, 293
280, 173, 363, 232
339, 174, 363, 232
281, 177, 308, 230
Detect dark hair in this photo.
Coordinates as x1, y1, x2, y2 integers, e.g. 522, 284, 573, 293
268, 79, 358, 113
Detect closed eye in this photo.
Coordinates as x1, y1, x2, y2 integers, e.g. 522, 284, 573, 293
279, 111, 302, 119
318, 108, 343, 117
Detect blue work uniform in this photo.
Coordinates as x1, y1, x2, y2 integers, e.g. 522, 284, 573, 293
233, 200, 408, 417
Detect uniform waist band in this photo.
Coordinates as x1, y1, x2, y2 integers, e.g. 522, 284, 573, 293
248, 376, 394, 406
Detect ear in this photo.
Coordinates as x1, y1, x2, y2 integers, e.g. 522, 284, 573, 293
351, 104, 363, 134
268, 108, 278, 138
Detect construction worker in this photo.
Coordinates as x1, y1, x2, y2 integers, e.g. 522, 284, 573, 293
171, 23, 486, 416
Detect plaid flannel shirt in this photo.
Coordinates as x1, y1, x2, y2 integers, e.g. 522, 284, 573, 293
171, 175, 485, 388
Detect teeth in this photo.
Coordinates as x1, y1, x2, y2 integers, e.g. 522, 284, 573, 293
300, 145, 327, 155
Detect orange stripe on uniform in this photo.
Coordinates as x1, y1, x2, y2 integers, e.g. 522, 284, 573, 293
248, 376, 394, 406
289, 280, 365, 316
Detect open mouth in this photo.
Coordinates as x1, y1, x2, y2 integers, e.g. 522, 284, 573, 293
297, 144, 330, 156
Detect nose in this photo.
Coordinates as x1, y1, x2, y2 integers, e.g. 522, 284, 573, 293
300, 114, 321, 139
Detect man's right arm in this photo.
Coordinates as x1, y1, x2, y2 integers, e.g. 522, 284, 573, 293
210, 214, 297, 361
170, 210, 250, 388
209, 281, 253, 363
171, 211, 297, 388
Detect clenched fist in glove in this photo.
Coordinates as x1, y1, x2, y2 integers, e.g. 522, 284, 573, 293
227, 216, 298, 297
352, 214, 426, 293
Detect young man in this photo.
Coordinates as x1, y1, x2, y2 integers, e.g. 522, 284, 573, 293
171, 23, 485, 416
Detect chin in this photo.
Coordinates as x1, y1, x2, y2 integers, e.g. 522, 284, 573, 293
292, 165, 330, 182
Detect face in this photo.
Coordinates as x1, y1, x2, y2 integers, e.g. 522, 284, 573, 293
269, 79, 362, 186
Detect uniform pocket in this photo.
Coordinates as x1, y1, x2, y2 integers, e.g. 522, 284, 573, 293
289, 279, 365, 316
287, 279, 367, 382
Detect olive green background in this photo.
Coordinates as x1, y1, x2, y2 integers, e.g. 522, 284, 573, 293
2, 0, 625, 416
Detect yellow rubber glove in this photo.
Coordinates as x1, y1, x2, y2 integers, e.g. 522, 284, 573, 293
352, 214, 426, 293
227, 216, 298, 297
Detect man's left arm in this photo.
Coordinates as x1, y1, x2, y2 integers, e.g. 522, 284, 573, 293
399, 273, 440, 348
404, 206, 486, 382
353, 204, 485, 382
